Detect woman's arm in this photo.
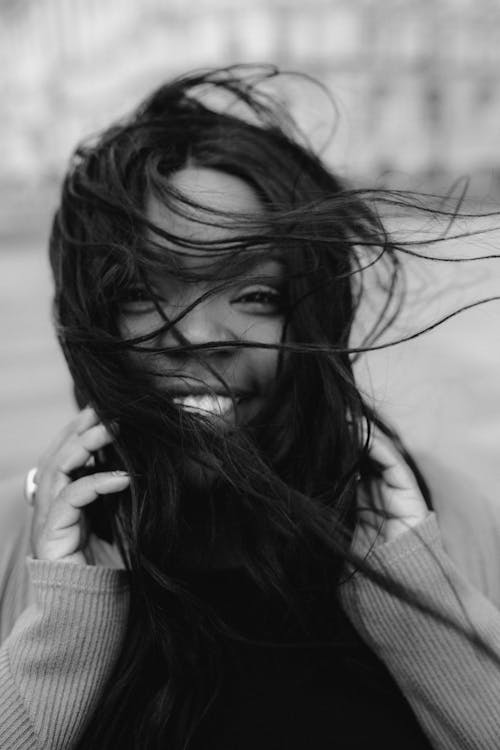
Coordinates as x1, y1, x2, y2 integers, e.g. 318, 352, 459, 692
0, 557, 129, 750
342, 429, 500, 750
0, 408, 131, 748
341, 513, 500, 750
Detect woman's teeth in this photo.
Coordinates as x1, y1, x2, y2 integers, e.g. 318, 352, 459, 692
173, 394, 235, 416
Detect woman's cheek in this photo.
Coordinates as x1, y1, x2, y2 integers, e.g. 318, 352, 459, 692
118, 311, 159, 342
243, 317, 286, 384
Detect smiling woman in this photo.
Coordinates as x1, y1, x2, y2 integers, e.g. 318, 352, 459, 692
2, 65, 500, 750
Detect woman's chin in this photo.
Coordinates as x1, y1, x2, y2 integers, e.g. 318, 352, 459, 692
177, 397, 267, 488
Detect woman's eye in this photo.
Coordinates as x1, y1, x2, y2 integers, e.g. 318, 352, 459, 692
232, 286, 285, 312
119, 287, 159, 313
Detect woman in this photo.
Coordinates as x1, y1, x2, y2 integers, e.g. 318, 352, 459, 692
1, 66, 500, 750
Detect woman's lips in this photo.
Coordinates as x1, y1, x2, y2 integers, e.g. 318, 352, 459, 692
172, 393, 263, 433
172, 393, 237, 417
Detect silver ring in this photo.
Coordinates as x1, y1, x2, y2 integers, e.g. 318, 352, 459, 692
24, 467, 38, 506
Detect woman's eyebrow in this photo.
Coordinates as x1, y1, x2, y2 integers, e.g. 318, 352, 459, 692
237, 252, 286, 272
235, 262, 286, 284
194, 247, 284, 280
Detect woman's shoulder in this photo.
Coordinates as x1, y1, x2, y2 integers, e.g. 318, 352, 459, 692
0, 473, 33, 639
0, 473, 32, 552
416, 453, 500, 608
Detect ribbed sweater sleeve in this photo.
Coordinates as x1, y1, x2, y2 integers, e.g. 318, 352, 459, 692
341, 512, 500, 750
0, 558, 130, 750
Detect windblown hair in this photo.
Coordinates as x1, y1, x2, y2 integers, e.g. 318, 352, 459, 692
50, 66, 439, 749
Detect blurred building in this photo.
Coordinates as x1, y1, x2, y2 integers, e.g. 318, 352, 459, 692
1, 0, 500, 195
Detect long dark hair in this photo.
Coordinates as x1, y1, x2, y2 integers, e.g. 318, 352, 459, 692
50, 65, 442, 748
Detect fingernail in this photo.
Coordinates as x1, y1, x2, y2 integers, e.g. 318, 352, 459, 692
111, 470, 129, 477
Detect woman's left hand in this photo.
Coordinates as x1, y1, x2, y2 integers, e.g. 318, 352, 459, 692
353, 427, 430, 552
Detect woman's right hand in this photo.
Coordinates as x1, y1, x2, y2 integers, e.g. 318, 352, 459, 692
30, 406, 130, 565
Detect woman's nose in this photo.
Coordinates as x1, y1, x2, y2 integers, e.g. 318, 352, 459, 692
164, 297, 236, 354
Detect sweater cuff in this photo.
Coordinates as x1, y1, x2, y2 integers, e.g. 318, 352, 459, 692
352, 513, 443, 580
26, 557, 129, 595
360, 512, 443, 569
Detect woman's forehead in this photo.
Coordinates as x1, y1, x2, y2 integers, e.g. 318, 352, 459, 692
146, 165, 263, 245
143, 166, 286, 277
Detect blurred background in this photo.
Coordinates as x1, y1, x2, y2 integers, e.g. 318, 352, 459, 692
2, 0, 500, 503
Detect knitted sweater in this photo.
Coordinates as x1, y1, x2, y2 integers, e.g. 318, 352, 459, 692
1, 474, 500, 750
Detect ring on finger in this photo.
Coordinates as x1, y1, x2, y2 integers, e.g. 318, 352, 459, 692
24, 467, 39, 506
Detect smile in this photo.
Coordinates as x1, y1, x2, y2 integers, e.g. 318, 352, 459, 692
172, 393, 242, 416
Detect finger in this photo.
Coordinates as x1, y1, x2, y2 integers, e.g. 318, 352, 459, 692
33, 421, 117, 531
46, 472, 130, 532
57, 424, 116, 474
33, 472, 130, 562
35, 423, 115, 508
367, 428, 427, 523
74, 406, 100, 435
37, 525, 86, 564
58, 471, 130, 512
33, 470, 71, 527
39, 407, 99, 465
367, 428, 418, 490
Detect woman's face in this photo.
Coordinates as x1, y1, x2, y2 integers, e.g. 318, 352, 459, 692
119, 166, 287, 429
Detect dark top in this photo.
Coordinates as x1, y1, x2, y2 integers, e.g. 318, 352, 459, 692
186, 567, 433, 750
